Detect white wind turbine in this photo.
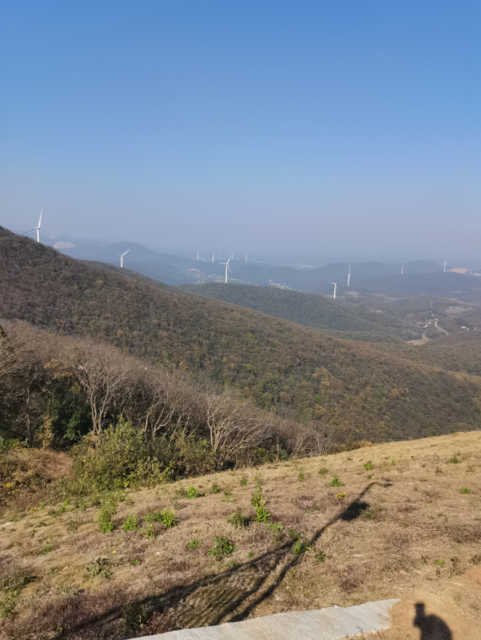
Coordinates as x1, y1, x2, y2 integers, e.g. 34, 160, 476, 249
212, 254, 215, 263
116, 248, 130, 268
221, 254, 233, 283
28, 207, 43, 242
330, 282, 337, 299
444, 259, 447, 272
401, 263, 404, 275
347, 265, 351, 287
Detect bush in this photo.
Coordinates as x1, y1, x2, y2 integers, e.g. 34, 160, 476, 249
186, 486, 200, 499
364, 461, 373, 471
122, 515, 140, 531
98, 493, 119, 533
318, 467, 328, 476
228, 508, 249, 528
209, 537, 235, 560
67, 419, 171, 495
327, 475, 344, 487
210, 483, 221, 494
187, 539, 202, 549
145, 508, 178, 528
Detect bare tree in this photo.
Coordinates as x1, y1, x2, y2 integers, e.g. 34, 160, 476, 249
205, 389, 269, 457
70, 339, 133, 436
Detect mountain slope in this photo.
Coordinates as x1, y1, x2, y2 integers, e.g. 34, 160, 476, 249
1, 227, 480, 443
180, 283, 420, 342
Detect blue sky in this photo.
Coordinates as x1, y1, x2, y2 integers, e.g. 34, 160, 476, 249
1, 1, 480, 260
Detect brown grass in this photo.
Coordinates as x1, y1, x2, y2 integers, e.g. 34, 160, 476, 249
1, 430, 481, 638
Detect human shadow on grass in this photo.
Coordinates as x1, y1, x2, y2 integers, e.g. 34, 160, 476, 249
56, 481, 389, 638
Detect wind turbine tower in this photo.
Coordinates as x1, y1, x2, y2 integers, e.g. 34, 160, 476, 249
401, 263, 404, 275
116, 249, 130, 268
212, 254, 214, 263
196, 250, 199, 261
330, 282, 337, 300
245, 254, 248, 264
444, 259, 447, 272
347, 265, 351, 287
220, 255, 233, 283
29, 207, 43, 243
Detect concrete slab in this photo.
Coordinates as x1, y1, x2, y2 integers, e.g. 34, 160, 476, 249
136, 598, 400, 640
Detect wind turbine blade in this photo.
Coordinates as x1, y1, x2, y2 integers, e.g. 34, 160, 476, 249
38, 208, 43, 228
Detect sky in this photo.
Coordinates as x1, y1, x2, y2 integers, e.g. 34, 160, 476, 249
1, 1, 480, 261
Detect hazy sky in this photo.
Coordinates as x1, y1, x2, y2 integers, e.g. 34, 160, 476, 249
1, 1, 480, 260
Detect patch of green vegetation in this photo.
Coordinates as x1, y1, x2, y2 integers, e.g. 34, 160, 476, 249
318, 467, 328, 476
364, 461, 373, 471
144, 508, 177, 528
291, 539, 312, 555
460, 487, 471, 494
187, 539, 202, 549
186, 486, 200, 499
327, 475, 344, 487
122, 515, 140, 531
38, 545, 55, 555
97, 492, 122, 533
448, 453, 461, 464
435, 559, 445, 567
315, 552, 326, 562
240, 477, 248, 487
297, 468, 305, 482
209, 537, 235, 561
228, 508, 249, 528
142, 524, 156, 539
86, 557, 111, 578
0, 572, 35, 619
130, 559, 141, 566
210, 483, 221, 494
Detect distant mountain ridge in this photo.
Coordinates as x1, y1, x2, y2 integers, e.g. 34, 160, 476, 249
1, 226, 481, 444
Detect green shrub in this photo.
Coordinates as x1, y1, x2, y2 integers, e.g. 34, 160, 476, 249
86, 557, 111, 578
251, 487, 263, 508
0, 572, 35, 619
122, 515, 140, 531
209, 537, 235, 560
327, 475, 344, 488
448, 453, 461, 464
160, 508, 177, 528
297, 468, 305, 482
66, 419, 171, 495
210, 483, 221, 494
187, 539, 202, 549
240, 477, 248, 487
315, 552, 326, 562
364, 461, 373, 471
254, 504, 271, 522
228, 508, 249, 528
460, 488, 471, 495
186, 486, 199, 499
97, 493, 119, 533
291, 539, 312, 555
142, 524, 156, 539
318, 467, 328, 476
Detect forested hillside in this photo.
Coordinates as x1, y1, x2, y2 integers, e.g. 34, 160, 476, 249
181, 283, 420, 342
1, 227, 480, 443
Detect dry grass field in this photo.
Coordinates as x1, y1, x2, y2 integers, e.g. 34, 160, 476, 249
1, 431, 481, 639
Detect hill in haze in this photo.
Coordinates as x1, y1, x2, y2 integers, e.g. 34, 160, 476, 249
1, 226, 480, 444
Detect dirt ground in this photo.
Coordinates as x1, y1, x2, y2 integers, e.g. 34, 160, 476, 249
1, 431, 481, 639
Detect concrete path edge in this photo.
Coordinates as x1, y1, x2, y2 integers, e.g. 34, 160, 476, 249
135, 598, 401, 640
